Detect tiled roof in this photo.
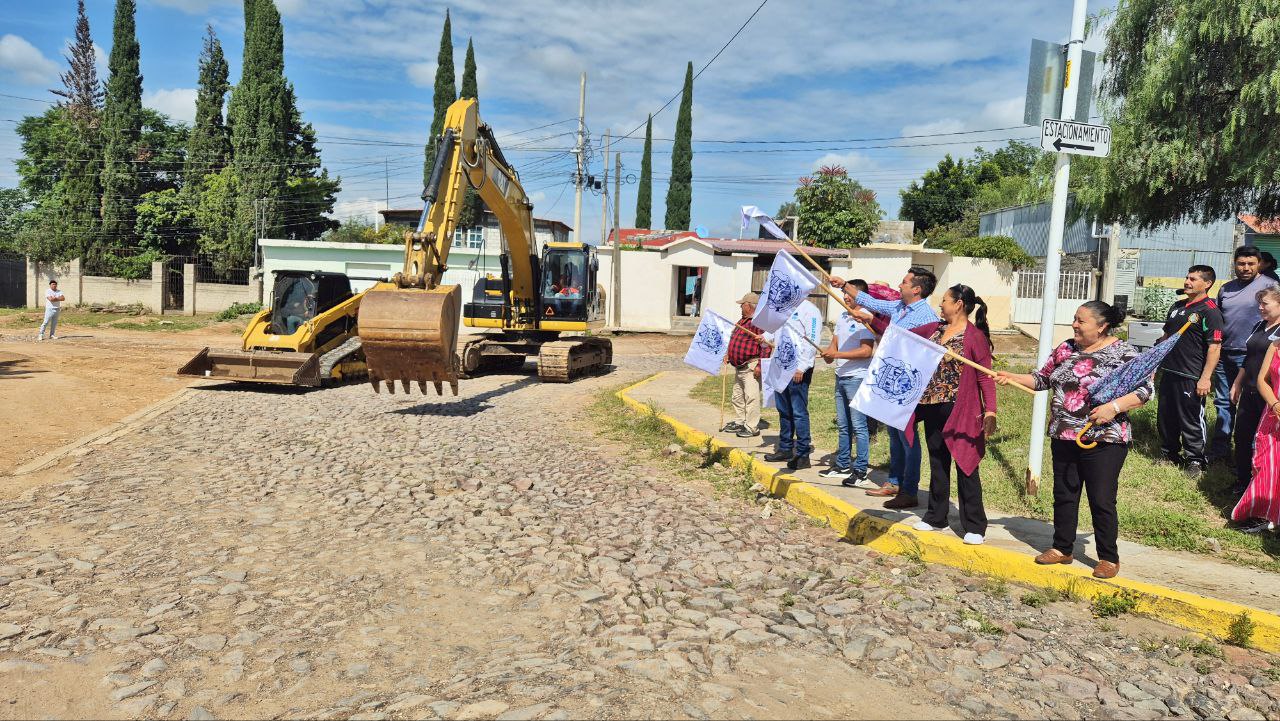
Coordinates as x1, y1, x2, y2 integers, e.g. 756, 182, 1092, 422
606, 228, 847, 258
1240, 213, 1280, 235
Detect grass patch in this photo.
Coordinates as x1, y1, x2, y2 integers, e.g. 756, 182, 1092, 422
690, 366, 1280, 572
1226, 610, 1256, 648
960, 608, 1004, 635
1019, 586, 1067, 608
0, 307, 232, 333
1091, 588, 1142, 618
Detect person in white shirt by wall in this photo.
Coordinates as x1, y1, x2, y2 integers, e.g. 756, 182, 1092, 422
38, 279, 65, 341
818, 280, 877, 488
763, 299, 823, 471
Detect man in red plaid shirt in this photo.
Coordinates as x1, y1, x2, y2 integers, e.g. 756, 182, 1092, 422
723, 292, 771, 438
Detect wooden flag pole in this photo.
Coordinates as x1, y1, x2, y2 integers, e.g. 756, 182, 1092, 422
719, 364, 727, 429
777, 237, 1036, 395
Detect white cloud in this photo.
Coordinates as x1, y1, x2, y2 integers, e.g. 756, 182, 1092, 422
144, 88, 198, 124
812, 151, 877, 174
406, 61, 435, 88
0, 34, 59, 85
330, 196, 383, 225
149, 0, 238, 12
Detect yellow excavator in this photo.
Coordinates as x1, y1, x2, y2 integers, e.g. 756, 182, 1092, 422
357, 98, 612, 395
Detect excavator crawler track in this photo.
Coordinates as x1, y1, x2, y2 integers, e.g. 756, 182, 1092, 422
536, 337, 612, 383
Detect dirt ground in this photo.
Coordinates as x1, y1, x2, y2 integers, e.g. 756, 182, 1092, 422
0, 322, 692, 477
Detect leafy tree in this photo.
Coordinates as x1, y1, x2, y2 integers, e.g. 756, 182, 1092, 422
664, 62, 694, 230
456, 37, 484, 230
186, 25, 231, 195
195, 166, 240, 259
792, 166, 883, 248
1085, 0, 1280, 227
282, 84, 340, 239
322, 219, 411, 245
945, 234, 1034, 269
0, 188, 30, 255
53, 0, 104, 123
99, 0, 144, 248
898, 154, 974, 233
635, 114, 653, 228
135, 188, 198, 254
423, 10, 456, 186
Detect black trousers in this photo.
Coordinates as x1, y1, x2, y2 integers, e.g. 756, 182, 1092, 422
1050, 439, 1125, 564
1158, 372, 1208, 466
1234, 388, 1266, 487
917, 402, 987, 535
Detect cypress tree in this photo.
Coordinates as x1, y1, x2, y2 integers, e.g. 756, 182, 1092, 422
635, 114, 653, 229
185, 25, 231, 195
423, 10, 456, 187
664, 62, 693, 230
99, 0, 144, 248
282, 81, 340, 239
52, 0, 104, 123
55, 0, 103, 257
229, 0, 289, 258
456, 37, 483, 229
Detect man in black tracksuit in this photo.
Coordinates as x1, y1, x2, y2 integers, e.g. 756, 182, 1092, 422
1158, 265, 1224, 479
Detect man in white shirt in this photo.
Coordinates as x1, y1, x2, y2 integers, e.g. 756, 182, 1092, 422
38, 279, 65, 341
763, 299, 823, 470
818, 280, 877, 487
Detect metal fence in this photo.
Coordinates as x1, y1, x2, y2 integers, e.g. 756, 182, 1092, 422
192, 254, 250, 285
0, 252, 25, 307
1012, 270, 1095, 324
82, 247, 157, 280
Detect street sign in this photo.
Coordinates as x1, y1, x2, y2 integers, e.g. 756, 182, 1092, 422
1041, 119, 1111, 157
1023, 39, 1095, 125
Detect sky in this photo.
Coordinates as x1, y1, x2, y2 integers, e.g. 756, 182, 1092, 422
0, 0, 1114, 242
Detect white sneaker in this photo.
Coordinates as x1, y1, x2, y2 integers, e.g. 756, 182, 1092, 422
850, 476, 880, 490
963, 533, 985, 545
49, 335, 58, 340
912, 520, 945, 532
36, 335, 43, 342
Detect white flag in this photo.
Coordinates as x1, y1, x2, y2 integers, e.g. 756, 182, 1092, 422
741, 205, 791, 241
682, 310, 736, 376
850, 324, 947, 431
764, 325, 802, 392
752, 249, 819, 333
759, 358, 777, 408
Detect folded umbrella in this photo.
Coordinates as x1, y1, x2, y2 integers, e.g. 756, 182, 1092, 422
1076, 318, 1195, 449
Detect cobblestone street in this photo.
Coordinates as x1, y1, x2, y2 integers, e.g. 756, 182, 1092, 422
2, 355, 1279, 720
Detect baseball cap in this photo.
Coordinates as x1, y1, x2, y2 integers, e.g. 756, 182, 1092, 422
737, 292, 760, 305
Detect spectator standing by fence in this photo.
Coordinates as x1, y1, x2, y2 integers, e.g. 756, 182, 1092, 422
1212, 247, 1277, 462
1158, 265, 1224, 479
38, 280, 65, 341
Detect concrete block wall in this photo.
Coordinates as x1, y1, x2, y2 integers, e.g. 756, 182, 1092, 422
24, 256, 259, 315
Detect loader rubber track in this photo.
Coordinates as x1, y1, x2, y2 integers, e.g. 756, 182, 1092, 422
318, 336, 366, 384
536, 337, 612, 383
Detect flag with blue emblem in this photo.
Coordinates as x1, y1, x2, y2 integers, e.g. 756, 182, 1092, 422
751, 250, 819, 333
760, 357, 778, 408
682, 309, 736, 376
851, 324, 947, 431
764, 325, 802, 393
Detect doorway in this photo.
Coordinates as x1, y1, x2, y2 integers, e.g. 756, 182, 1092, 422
674, 266, 705, 317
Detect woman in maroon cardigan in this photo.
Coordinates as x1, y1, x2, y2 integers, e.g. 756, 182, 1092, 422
911, 284, 998, 544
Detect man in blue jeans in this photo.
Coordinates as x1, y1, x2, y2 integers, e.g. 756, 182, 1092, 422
763, 299, 823, 470
818, 280, 877, 488
1211, 246, 1276, 462
829, 268, 941, 510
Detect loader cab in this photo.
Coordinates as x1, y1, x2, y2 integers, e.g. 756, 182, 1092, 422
539, 242, 600, 323
269, 271, 354, 335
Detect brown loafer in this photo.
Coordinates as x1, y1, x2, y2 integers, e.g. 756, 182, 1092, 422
883, 494, 919, 510
1034, 549, 1074, 565
865, 485, 899, 497
1092, 561, 1120, 579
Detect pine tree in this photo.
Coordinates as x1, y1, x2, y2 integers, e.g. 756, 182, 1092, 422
456, 37, 483, 229
635, 114, 653, 228
664, 62, 693, 231
52, 0, 104, 124
423, 10, 456, 187
228, 0, 289, 260
185, 25, 231, 195
99, 0, 144, 249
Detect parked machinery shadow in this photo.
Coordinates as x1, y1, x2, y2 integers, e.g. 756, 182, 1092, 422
0, 356, 44, 379
391, 377, 537, 417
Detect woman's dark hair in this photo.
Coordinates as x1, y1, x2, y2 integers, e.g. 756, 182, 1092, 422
1080, 300, 1125, 334
947, 284, 992, 349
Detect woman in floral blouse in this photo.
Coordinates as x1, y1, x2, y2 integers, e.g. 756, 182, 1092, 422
996, 301, 1152, 579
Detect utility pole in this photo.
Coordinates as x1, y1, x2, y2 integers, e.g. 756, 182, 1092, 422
600, 130, 610, 246
1027, 0, 1088, 490
572, 72, 587, 243
382, 157, 390, 231
612, 151, 622, 329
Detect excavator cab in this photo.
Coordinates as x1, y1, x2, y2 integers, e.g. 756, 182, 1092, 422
539, 242, 600, 324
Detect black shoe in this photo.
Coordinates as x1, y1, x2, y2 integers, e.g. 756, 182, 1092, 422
841, 469, 870, 488
720, 421, 743, 433
787, 456, 811, 470
817, 466, 850, 479
735, 427, 760, 438
763, 450, 793, 463
1184, 462, 1204, 479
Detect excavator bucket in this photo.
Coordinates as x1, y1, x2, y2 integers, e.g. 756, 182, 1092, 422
177, 348, 323, 386
357, 283, 462, 395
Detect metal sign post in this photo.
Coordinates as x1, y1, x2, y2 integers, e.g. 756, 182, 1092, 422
1026, 0, 1089, 492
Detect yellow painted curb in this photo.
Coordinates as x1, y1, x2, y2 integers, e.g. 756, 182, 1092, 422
617, 372, 1280, 654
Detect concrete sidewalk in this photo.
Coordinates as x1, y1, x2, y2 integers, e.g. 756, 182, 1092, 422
630, 369, 1280, 620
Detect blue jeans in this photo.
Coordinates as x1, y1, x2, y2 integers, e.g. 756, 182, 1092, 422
1211, 349, 1246, 458
775, 373, 812, 457
39, 306, 59, 338
834, 375, 869, 472
887, 424, 921, 496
